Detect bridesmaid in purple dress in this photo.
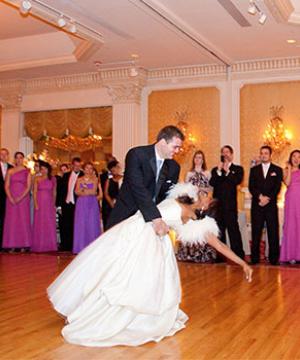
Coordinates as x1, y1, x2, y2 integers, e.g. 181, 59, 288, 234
73, 162, 102, 254
32, 161, 57, 252
3, 152, 32, 252
280, 149, 300, 264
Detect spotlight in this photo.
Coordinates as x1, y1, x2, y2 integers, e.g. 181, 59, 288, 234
69, 21, 77, 33
258, 12, 267, 24
247, 1, 256, 15
57, 15, 66, 28
20, 0, 32, 14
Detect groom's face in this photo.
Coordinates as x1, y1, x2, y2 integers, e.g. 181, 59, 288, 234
162, 137, 182, 159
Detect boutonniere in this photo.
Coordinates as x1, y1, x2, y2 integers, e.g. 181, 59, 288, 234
270, 172, 277, 176
231, 171, 235, 174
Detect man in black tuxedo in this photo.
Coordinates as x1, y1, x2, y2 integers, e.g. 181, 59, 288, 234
210, 145, 245, 259
107, 125, 184, 236
56, 157, 83, 251
0, 148, 13, 250
99, 155, 117, 230
249, 145, 283, 265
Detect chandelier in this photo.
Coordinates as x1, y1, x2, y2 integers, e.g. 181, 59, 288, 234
41, 128, 104, 152
263, 106, 292, 154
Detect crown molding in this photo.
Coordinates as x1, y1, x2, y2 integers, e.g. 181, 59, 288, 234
0, 57, 300, 99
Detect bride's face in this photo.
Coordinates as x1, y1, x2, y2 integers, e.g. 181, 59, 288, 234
194, 196, 211, 211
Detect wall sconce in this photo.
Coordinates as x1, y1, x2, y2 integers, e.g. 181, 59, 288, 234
263, 106, 292, 153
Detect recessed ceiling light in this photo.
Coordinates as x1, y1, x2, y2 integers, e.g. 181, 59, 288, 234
287, 39, 296, 44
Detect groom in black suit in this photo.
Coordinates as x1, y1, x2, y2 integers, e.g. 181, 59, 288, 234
0, 148, 13, 250
107, 125, 184, 236
249, 145, 283, 265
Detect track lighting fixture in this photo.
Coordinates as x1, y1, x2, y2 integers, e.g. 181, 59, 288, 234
247, 1, 256, 15
258, 12, 267, 25
69, 21, 77, 34
57, 15, 66, 28
247, 0, 267, 25
16, 0, 104, 36
20, 0, 32, 14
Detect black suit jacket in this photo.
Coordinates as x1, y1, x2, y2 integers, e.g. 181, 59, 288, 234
108, 144, 180, 227
249, 163, 283, 208
209, 163, 244, 211
56, 170, 84, 207
0, 163, 13, 215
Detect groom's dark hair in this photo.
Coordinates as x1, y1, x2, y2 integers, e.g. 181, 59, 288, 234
156, 125, 185, 142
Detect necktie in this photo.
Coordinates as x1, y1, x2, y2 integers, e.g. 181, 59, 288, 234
156, 159, 163, 182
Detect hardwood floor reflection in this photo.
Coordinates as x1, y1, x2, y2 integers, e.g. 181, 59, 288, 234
1, 253, 300, 360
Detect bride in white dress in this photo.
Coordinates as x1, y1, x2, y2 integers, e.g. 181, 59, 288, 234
47, 183, 252, 347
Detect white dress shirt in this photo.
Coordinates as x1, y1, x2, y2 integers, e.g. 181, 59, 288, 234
154, 149, 164, 182
1, 162, 8, 179
262, 162, 270, 178
66, 171, 80, 204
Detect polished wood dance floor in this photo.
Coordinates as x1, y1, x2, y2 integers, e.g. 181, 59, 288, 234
1, 253, 300, 360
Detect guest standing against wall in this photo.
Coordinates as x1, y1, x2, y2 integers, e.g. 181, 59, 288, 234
177, 150, 217, 263
103, 160, 123, 231
280, 149, 300, 264
249, 145, 283, 265
210, 145, 245, 259
0, 148, 13, 250
31, 161, 57, 252
56, 157, 83, 251
2, 152, 32, 252
73, 162, 102, 254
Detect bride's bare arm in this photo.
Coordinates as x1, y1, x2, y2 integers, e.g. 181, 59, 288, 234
207, 234, 253, 282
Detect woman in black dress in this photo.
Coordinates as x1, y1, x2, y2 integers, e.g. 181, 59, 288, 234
103, 160, 123, 230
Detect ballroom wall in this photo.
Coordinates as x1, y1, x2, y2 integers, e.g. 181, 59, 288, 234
148, 87, 220, 179
240, 81, 300, 182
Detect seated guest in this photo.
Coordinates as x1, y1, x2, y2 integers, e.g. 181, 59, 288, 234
103, 160, 123, 231
73, 162, 102, 254
280, 149, 300, 264
177, 150, 216, 263
31, 161, 57, 253
3, 152, 32, 252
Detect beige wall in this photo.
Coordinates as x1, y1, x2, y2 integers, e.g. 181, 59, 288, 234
148, 87, 220, 180
240, 81, 300, 183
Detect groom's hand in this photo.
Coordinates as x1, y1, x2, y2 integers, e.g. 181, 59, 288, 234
152, 218, 169, 237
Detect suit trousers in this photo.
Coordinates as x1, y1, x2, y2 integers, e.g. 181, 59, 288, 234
60, 203, 75, 251
251, 204, 279, 264
217, 209, 245, 259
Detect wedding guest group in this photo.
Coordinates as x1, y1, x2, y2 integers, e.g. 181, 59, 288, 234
2, 133, 300, 268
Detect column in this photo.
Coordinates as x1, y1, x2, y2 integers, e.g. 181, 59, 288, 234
219, 73, 243, 163
0, 94, 23, 156
107, 82, 147, 163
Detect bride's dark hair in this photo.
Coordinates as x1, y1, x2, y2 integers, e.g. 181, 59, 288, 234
195, 198, 219, 220
176, 195, 195, 205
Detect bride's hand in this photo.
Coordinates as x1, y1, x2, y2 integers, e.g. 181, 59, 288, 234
243, 263, 253, 283
152, 218, 169, 236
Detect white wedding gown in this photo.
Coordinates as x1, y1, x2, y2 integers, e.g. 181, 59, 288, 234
47, 189, 218, 347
